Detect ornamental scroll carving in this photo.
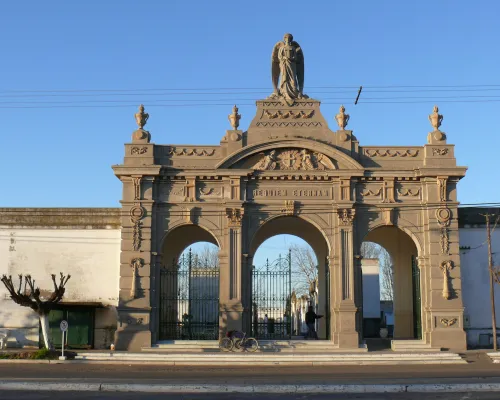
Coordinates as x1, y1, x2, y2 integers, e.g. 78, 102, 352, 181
131, 146, 148, 155
433, 148, 449, 156
264, 110, 314, 119
365, 149, 419, 158
440, 317, 458, 327
361, 188, 382, 197
130, 204, 146, 252
337, 208, 356, 226
440, 260, 454, 300
252, 148, 335, 171
130, 258, 144, 299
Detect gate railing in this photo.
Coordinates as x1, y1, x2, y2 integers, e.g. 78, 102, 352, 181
159, 248, 219, 340
252, 251, 292, 340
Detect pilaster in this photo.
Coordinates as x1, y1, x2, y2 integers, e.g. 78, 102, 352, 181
334, 208, 359, 349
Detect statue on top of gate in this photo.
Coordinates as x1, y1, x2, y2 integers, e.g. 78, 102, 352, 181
269, 33, 308, 106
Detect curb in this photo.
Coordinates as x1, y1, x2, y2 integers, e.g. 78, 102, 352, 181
1, 382, 500, 393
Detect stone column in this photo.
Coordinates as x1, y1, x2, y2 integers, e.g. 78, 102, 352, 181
219, 207, 244, 335
334, 208, 359, 348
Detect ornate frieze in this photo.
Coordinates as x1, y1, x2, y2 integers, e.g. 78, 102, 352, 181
167, 147, 217, 156
364, 149, 419, 158
252, 148, 335, 171
264, 110, 314, 119
440, 260, 454, 300
199, 186, 223, 198
255, 121, 322, 127
337, 208, 355, 226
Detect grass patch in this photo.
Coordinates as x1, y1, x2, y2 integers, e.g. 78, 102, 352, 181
0, 348, 74, 360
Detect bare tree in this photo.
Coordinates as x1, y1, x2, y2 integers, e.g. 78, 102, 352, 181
380, 250, 394, 301
1, 273, 71, 350
193, 245, 219, 268
290, 243, 317, 297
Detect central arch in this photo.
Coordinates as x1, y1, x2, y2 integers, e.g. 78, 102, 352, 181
248, 215, 331, 339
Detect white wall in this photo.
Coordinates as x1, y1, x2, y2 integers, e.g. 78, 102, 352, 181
460, 227, 500, 348
362, 259, 380, 319
0, 228, 120, 347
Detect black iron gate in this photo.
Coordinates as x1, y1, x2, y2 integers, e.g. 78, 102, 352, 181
411, 255, 422, 340
159, 248, 219, 340
252, 251, 292, 340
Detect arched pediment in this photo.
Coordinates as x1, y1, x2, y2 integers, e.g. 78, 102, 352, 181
215, 138, 364, 171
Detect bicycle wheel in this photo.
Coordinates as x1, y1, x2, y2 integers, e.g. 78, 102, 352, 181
219, 337, 233, 352
233, 338, 244, 352
245, 337, 259, 352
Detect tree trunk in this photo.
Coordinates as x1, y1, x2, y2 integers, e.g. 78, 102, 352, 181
39, 312, 53, 350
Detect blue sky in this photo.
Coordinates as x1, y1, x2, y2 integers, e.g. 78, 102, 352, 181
1, 1, 498, 259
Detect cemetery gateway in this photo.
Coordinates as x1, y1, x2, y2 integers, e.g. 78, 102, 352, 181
112, 33, 467, 351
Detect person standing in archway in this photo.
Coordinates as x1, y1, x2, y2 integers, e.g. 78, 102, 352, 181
305, 306, 323, 340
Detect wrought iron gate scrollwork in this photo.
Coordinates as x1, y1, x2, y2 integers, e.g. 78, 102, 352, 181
252, 251, 292, 340
160, 248, 219, 340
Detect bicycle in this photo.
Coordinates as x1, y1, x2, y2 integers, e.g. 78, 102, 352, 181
219, 331, 259, 352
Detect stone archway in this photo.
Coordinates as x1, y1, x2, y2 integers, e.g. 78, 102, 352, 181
362, 225, 420, 340
113, 33, 467, 352
155, 224, 221, 342
247, 216, 331, 339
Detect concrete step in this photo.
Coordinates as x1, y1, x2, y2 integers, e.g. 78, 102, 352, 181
391, 340, 441, 352
487, 352, 500, 363
74, 351, 466, 365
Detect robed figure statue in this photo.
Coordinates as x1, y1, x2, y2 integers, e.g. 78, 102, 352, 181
270, 33, 307, 105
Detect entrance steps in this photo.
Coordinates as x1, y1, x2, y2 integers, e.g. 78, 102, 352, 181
391, 340, 440, 352
75, 351, 466, 365
144, 340, 367, 353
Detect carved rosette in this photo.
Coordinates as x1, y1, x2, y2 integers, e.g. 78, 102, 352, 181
337, 208, 355, 226
226, 208, 244, 227
130, 257, 144, 299
440, 260, 454, 300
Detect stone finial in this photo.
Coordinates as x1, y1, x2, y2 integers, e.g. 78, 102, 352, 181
135, 104, 149, 130
228, 104, 241, 130
428, 105, 443, 132
335, 105, 350, 130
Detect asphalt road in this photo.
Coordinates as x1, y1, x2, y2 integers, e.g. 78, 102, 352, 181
0, 391, 499, 400
0, 352, 498, 385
